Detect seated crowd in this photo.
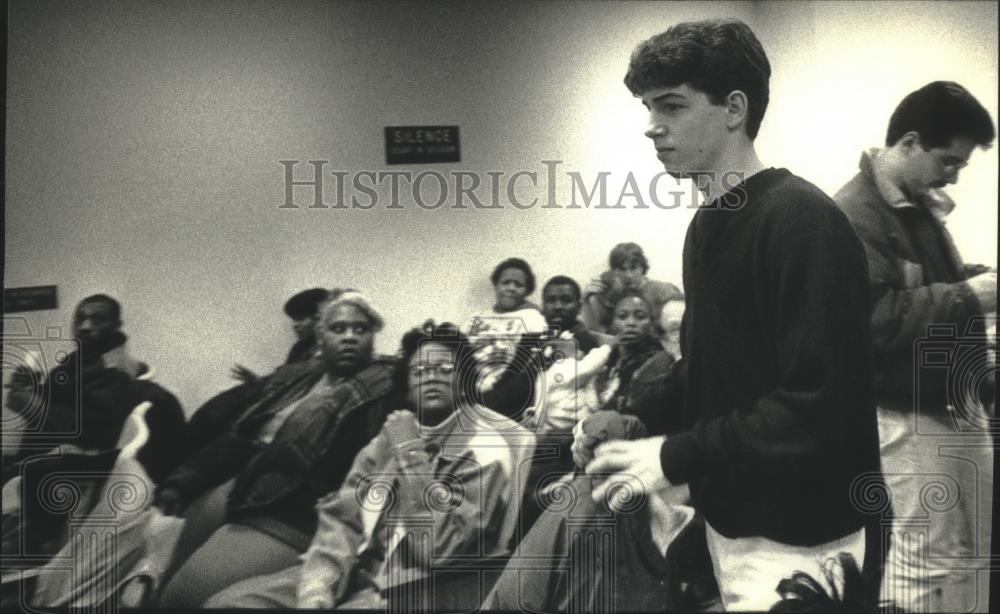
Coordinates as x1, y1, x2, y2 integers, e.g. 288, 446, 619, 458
0, 243, 764, 611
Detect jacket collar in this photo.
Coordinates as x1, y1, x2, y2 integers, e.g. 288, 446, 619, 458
861, 148, 956, 220
101, 341, 144, 379
861, 148, 910, 210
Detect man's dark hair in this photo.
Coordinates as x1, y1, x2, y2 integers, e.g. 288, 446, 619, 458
885, 81, 995, 149
284, 288, 331, 319
391, 321, 479, 407
79, 294, 122, 323
542, 275, 582, 301
608, 242, 650, 274
624, 18, 771, 139
606, 286, 652, 314
490, 257, 536, 295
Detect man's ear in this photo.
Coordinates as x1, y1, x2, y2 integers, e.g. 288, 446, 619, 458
725, 90, 749, 132
897, 131, 923, 152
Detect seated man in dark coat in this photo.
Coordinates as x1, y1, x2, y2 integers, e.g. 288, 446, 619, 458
3, 294, 185, 555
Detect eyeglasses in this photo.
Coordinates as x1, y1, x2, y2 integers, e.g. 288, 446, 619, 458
408, 363, 456, 378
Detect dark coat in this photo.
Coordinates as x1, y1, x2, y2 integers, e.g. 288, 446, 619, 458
9, 332, 185, 484
160, 358, 395, 543
834, 152, 991, 412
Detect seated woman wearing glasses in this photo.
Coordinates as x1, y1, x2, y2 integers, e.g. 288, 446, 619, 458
203, 322, 535, 609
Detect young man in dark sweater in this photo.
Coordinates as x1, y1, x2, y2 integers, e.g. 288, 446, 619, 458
586, 19, 884, 610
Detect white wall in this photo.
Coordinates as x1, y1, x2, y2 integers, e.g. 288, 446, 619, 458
754, 0, 998, 266
5, 0, 996, 415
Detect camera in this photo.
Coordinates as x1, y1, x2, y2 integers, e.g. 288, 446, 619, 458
457, 316, 582, 435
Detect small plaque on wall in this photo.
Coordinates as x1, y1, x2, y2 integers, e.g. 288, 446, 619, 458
385, 126, 460, 164
5, 285, 58, 312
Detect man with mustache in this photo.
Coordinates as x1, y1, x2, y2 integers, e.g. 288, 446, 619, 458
834, 81, 995, 612
541, 275, 611, 355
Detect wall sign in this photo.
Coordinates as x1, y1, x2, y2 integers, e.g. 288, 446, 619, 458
385, 126, 460, 164
5, 285, 58, 312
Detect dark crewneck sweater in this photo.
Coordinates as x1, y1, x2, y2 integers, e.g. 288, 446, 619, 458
658, 168, 883, 546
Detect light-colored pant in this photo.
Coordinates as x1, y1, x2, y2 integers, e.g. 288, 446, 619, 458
203, 563, 385, 609
877, 406, 993, 613
705, 522, 866, 611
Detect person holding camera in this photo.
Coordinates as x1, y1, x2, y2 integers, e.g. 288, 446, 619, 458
465, 258, 547, 415
481, 275, 610, 419
833, 81, 996, 613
